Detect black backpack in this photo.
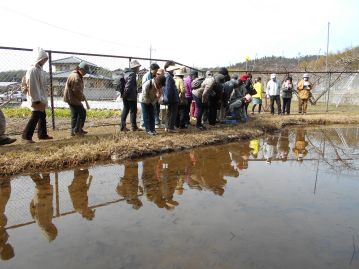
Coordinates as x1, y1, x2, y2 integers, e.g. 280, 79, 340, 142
113, 74, 126, 97
191, 77, 205, 90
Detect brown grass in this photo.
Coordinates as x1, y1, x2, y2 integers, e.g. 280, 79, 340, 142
1, 112, 359, 176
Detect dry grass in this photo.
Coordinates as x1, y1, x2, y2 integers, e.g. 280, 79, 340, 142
1, 112, 359, 176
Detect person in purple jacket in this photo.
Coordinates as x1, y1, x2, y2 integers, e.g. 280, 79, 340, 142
184, 70, 198, 127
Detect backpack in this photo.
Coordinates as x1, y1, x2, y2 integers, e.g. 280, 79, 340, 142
113, 74, 126, 97
191, 77, 205, 90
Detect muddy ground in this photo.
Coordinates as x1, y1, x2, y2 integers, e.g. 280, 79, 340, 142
1, 112, 359, 176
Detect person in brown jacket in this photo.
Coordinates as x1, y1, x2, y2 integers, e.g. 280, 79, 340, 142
63, 62, 90, 136
297, 73, 313, 114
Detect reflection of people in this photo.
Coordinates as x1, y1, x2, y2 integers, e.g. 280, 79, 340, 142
263, 135, 278, 164
293, 129, 308, 162
277, 129, 290, 161
0, 177, 14, 260
230, 141, 251, 171
249, 139, 260, 158
30, 173, 58, 242
68, 169, 95, 220
117, 163, 143, 210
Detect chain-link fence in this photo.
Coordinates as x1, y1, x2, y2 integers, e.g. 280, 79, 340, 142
1, 46, 359, 135
0, 46, 201, 134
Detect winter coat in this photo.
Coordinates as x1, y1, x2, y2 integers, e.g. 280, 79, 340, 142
139, 79, 158, 104
174, 76, 187, 105
184, 76, 193, 98
266, 79, 281, 96
25, 48, 49, 111
281, 80, 294, 99
297, 79, 312, 99
63, 71, 85, 106
122, 68, 138, 101
192, 76, 215, 103
163, 72, 179, 104
252, 82, 264, 99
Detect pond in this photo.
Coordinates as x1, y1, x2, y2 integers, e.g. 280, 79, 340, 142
1, 126, 359, 269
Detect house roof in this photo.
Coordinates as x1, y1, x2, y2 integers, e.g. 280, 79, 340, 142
0, 82, 20, 87
52, 56, 97, 67
53, 71, 112, 80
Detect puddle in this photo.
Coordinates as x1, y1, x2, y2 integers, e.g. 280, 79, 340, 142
1, 126, 359, 269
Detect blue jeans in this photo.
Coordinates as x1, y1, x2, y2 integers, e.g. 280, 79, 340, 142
141, 103, 155, 132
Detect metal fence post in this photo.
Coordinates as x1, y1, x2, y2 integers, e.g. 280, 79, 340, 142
326, 72, 331, 112
129, 57, 132, 68
48, 51, 56, 130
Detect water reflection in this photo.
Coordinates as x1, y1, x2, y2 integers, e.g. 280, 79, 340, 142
0, 177, 14, 261
68, 169, 95, 220
29, 173, 57, 242
2, 126, 359, 268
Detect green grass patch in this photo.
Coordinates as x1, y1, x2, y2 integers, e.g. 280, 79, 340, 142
2, 107, 120, 118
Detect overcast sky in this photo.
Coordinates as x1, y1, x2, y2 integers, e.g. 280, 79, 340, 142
1, 0, 359, 68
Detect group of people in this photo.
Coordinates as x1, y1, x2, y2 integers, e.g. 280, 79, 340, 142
0, 48, 315, 145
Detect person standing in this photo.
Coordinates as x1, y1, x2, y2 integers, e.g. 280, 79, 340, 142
266, 73, 281, 115
251, 77, 264, 114
0, 109, 16, 145
297, 73, 313, 115
163, 64, 180, 133
281, 76, 294, 115
184, 70, 198, 126
140, 63, 160, 128
121, 60, 141, 131
22, 48, 52, 143
139, 75, 166, 135
63, 62, 90, 136
192, 71, 215, 130
174, 68, 188, 129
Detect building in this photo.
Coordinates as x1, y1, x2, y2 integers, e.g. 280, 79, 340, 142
52, 56, 116, 100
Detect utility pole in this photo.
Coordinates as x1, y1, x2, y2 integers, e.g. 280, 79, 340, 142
149, 43, 156, 65
326, 22, 330, 112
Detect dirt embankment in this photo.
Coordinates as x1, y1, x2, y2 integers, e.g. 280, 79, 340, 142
1, 113, 359, 177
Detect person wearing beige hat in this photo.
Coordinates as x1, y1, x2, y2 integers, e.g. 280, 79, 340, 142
174, 67, 188, 129
120, 60, 141, 131
297, 73, 313, 114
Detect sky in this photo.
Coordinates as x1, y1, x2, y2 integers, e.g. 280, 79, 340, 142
1, 0, 359, 68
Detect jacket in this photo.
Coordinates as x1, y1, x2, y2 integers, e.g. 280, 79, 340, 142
297, 79, 312, 99
25, 48, 49, 111
139, 79, 158, 104
266, 80, 281, 96
192, 76, 215, 103
163, 72, 179, 104
252, 82, 264, 99
174, 76, 187, 105
281, 80, 293, 99
63, 71, 85, 106
122, 68, 138, 101
184, 76, 193, 98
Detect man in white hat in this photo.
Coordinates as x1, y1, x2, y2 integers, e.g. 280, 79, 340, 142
121, 60, 141, 131
297, 73, 313, 114
266, 74, 281, 115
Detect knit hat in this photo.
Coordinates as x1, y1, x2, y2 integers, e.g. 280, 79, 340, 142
270, 74, 276, 79
78, 61, 91, 74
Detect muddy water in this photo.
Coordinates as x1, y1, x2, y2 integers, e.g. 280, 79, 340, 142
1, 126, 359, 269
